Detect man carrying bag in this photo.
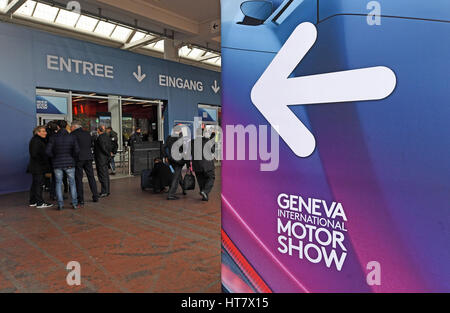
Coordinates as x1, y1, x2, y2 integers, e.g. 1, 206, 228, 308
191, 132, 216, 202
163, 130, 188, 200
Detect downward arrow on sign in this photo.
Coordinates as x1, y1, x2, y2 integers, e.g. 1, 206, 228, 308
133, 65, 147, 82
212, 80, 221, 94
251, 22, 397, 158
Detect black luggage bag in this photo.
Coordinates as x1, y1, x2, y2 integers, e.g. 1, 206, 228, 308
141, 169, 153, 191
141, 151, 154, 191
182, 165, 196, 191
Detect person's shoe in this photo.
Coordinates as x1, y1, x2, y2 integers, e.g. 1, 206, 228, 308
72, 205, 79, 210
92, 197, 99, 203
78, 201, 85, 207
99, 193, 108, 198
29, 203, 37, 207
167, 195, 179, 200
182, 190, 187, 196
57, 206, 64, 211
200, 192, 209, 202
111, 171, 116, 176
37, 203, 54, 209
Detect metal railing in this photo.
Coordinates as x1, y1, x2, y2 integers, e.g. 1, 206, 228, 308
115, 147, 131, 176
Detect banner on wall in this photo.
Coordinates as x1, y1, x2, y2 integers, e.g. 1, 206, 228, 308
221, 0, 450, 293
199, 107, 218, 123
36, 95, 68, 115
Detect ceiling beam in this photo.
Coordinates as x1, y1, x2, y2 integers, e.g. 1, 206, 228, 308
122, 35, 161, 50
4, 0, 27, 14
95, 0, 199, 35
197, 53, 219, 62
125, 29, 137, 44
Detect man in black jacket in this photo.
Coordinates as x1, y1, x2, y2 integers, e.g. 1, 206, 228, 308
46, 120, 80, 210
191, 133, 216, 202
45, 121, 59, 200
94, 126, 112, 197
28, 126, 53, 209
128, 127, 143, 149
71, 121, 99, 205
107, 127, 119, 175
163, 130, 188, 200
128, 127, 143, 174
151, 158, 173, 193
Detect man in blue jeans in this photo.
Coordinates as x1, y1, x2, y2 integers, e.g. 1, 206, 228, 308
46, 120, 80, 210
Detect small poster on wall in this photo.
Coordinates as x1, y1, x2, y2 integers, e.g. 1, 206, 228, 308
36, 95, 68, 115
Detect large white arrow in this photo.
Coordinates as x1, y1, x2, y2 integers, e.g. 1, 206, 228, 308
133, 65, 147, 82
251, 22, 397, 158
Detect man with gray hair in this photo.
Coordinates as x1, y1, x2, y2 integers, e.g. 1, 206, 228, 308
71, 121, 99, 205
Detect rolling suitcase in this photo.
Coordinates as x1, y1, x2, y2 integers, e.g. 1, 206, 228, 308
141, 151, 154, 191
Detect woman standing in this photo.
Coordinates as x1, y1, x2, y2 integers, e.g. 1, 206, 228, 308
28, 126, 53, 209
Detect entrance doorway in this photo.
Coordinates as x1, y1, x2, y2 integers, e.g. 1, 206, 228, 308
121, 97, 164, 147
37, 115, 66, 127
36, 88, 165, 148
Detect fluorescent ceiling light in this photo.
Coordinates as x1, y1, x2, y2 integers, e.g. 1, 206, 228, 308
204, 57, 221, 66
94, 21, 116, 37
178, 46, 192, 57
33, 3, 59, 22
130, 31, 147, 42
111, 25, 131, 42
0, 0, 8, 12
76, 15, 99, 32
152, 40, 164, 51
204, 57, 219, 64
55, 9, 80, 27
14, 0, 36, 16
144, 39, 164, 52
189, 48, 206, 59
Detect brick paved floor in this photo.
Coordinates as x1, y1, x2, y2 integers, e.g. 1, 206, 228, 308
0, 170, 221, 293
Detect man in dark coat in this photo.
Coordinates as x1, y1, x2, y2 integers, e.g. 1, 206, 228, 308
94, 126, 112, 197
28, 126, 53, 209
191, 133, 216, 201
45, 121, 59, 200
128, 127, 143, 149
128, 127, 143, 174
107, 127, 119, 175
46, 120, 80, 210
71, 121, 99, 205
151, 158, 173, 193
163, 131, 188, 200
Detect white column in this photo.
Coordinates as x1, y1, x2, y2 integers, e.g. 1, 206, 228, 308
108, 95, 121, 146
164, 39, 178, 61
